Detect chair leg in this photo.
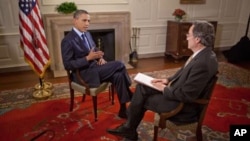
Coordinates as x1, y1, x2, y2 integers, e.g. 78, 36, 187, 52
111, 85, 115, 105
109, 85, 115, 105
197, 107, 206, 141
82, 94, 86, 102
69, 88, 74, 111
92, 96, 98, 121
153, 126, 159, 141
109, 86, 111, 101
196, 123, 203, 141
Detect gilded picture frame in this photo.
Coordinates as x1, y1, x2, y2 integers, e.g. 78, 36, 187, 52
180, 0, 206, 4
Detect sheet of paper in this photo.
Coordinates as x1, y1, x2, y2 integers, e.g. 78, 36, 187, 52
134, 73, 160, 91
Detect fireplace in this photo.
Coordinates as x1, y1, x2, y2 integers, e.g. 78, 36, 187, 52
43, 12, 131, 77
89, 29, 115, 61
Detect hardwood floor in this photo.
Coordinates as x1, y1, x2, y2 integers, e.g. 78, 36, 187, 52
0, 52, 249, 91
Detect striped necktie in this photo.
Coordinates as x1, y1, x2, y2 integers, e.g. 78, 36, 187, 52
81, 33, 90, 50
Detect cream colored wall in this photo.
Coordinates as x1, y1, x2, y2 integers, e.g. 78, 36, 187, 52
130, 0, 250, 56
0, 0, 249, 70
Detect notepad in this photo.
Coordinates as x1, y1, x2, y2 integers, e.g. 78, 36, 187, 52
134, 73, 161, 91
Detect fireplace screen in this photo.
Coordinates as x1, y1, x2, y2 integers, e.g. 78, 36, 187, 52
90, 29, 115, 61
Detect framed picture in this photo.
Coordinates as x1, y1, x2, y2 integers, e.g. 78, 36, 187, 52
180, 0, 206, 4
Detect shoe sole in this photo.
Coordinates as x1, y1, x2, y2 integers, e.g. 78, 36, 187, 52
107, 130, 138, 140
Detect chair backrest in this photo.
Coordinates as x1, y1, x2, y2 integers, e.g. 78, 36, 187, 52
198, 74, 218, 100
66, 69, 91, 94
195, 74, 218, 117
66, 70, 73, 90
195, 74, 218, 141
170, 74, 218, 123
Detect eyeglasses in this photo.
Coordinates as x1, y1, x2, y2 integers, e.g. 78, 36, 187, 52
186, 33, 197, 39
186, 33, 193, 37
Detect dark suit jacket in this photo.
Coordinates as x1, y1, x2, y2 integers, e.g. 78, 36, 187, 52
61, 29, 100, 85
164, 47, 218, 123
61, 29, 96, 70
61, 29, 132, 103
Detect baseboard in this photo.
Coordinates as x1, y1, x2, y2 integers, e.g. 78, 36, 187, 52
214, 46, 231, 51
138, 53, 165, 59
0, 66, 31, 73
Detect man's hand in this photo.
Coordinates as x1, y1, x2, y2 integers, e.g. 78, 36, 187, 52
151, 82, 166, 91
86, 48, 104, 61
151, 79, 169, 91
151, 79, 169, 85
97, 58, 107, 65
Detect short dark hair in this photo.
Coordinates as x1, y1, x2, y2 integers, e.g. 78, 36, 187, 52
193, 20, 215, 48
73, 9, 89, 19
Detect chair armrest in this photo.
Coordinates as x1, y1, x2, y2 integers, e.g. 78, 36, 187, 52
75, 69, 89, 87
157, 98, 208, 128
75, 69, 90, 93
194, 99, 209, 105
158, 102, 184, 128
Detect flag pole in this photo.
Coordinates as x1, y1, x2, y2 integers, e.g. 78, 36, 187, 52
34, 77, 53, 90
39, 78, 43, 88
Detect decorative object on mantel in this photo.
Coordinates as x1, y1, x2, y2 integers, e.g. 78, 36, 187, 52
172, 8, 186, 22
56, 2, 77, 14
129, 27, 140, 67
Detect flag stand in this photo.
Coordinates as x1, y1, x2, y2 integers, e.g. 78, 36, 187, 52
33, 78, 53, 100
19, 0, 52, 100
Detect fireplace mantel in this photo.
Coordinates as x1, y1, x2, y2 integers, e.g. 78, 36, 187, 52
43, 12, 131, 77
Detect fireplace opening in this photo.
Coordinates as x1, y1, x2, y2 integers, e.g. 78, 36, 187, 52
64, 29, 115, 62
89, 29, 115, 61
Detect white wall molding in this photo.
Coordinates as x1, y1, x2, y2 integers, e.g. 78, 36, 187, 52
0, 0, 249, 71
42, 0, 128, 5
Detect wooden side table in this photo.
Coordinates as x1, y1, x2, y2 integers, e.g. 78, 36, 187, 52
165, 20, 217, 60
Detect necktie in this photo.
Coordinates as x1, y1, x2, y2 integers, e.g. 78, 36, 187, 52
184, 55, 193, 67
168, 56, 193, 86
81, 33, 90, 50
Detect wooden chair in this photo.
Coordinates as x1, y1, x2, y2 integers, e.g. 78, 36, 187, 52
153, 75, 218, 141
66, 69, 115, 121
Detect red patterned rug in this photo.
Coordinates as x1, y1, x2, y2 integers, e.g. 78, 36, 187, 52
202, 84, 250, 140
1, 85, 250, 141
1, 62, 250, 141
0, 92, 162, 141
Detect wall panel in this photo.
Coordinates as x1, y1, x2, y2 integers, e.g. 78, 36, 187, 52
0, 44, 10, 59
220, 0, 241, 21
132, 0, 152, 21
42, 0, 128, 5
192, 0, 221, 19
0, 0, 249, 71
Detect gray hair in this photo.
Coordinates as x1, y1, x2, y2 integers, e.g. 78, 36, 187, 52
192, 20, 215, 48
73, 9, 89, 19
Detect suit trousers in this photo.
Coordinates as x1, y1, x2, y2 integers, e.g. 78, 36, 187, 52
78, 61, 132, 104
125, 84, 179, 129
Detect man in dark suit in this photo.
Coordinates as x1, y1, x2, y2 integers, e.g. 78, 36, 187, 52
61, 9, 132, 118
107, 21, 218, 140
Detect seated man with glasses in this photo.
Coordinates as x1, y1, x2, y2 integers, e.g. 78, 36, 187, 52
107, 20, 218, 140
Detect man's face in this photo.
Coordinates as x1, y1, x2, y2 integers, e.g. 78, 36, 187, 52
186, 25, 196, 50
74, 13, 90, 32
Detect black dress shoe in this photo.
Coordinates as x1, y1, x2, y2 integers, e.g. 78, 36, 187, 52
118, 110, 127, 119
107, 124, 138, 140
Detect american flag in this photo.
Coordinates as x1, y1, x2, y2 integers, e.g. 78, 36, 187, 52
19, 0, 50, 78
